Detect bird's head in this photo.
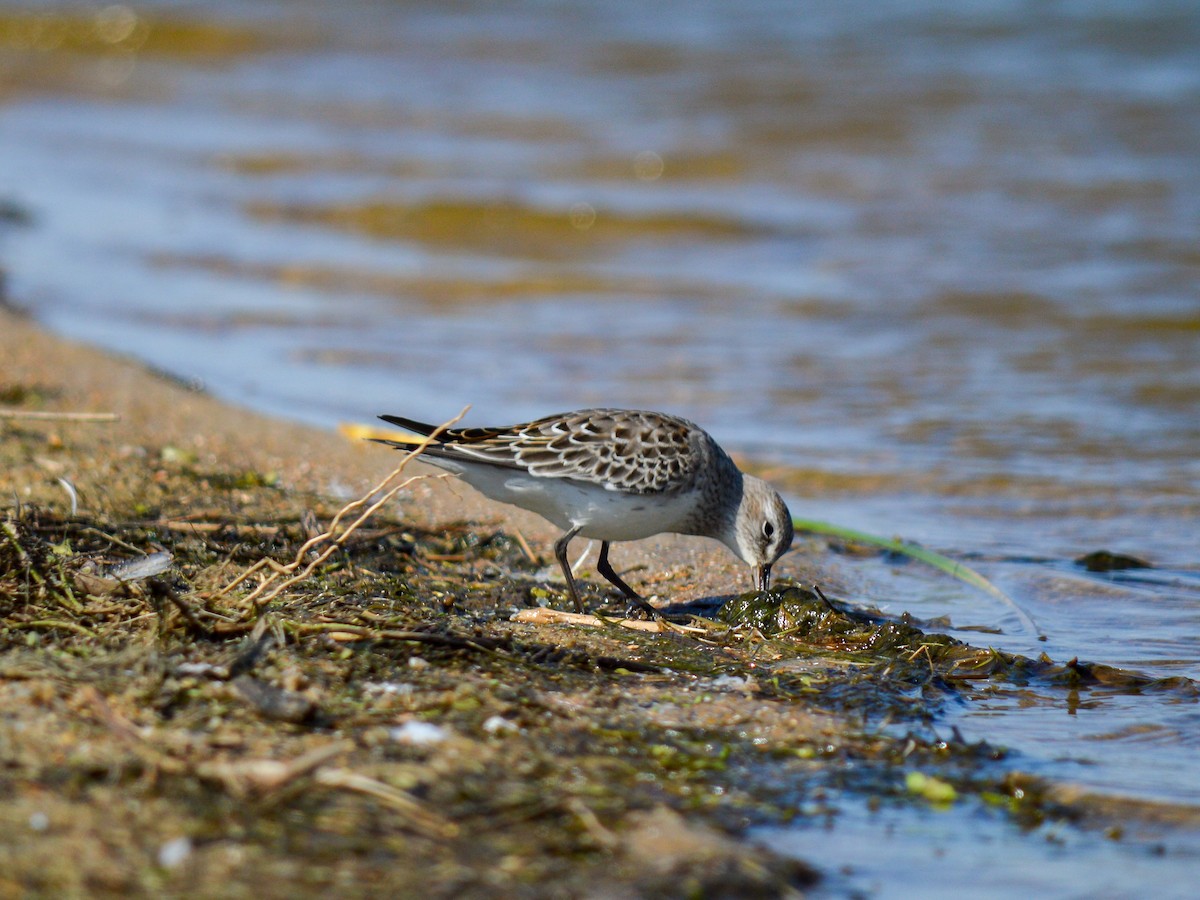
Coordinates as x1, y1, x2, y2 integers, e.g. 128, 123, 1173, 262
729, 475, 794, 592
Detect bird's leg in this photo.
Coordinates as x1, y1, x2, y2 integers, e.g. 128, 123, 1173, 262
596, 541, 660, 619
553, 526, 586, 613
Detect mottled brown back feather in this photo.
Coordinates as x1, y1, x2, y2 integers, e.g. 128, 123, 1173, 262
380, 409, 712, 494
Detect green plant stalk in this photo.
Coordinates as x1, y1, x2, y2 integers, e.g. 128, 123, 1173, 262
793, 518, 1042, 638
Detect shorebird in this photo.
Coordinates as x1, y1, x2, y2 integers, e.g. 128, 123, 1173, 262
373, 408, 793, 616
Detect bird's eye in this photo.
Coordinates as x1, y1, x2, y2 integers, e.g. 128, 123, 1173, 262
763, 521, 775, 539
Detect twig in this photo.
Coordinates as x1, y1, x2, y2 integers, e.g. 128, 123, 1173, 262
314, 768, 458, 838
157, 585, 212, 637
207, 407, 468, 611
201, 741, 351, 792
12, 619, 97, 638
812, 584, 838, 612
0, 409, 119, 422
511, 607, 706, 635
157, 521, 281, 536
501, 607, 705, 643
512, 529, 539, 565
80, 525, 149, 556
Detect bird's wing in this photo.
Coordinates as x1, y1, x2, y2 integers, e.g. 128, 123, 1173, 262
377, 409, 703, 494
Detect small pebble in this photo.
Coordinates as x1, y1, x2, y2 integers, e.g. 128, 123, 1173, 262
482, 715, 518, 734
710, 674, 755, 691
176, 662, 221, 677
389, 721, 449, 745
28, 811, 49, 832
158, 836, 193, 869
363, 681, 415, 696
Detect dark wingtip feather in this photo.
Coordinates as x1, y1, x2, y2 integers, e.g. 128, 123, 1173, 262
378, 414, 438, 435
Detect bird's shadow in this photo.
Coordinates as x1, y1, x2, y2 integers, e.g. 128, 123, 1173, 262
594, 593, 735, 622
666, 594, 735, 617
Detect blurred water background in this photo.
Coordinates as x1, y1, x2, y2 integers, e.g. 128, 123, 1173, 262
1, 1, 1198, 893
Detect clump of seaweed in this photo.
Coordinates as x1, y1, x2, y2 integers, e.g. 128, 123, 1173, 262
723, 585, 1197, 698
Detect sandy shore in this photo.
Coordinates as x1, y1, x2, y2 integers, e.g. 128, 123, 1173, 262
4, 306, 1187, 896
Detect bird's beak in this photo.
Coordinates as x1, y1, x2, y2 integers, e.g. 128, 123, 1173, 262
753, 563, 772, 593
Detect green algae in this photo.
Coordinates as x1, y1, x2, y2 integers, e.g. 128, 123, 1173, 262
722, 585, 1197, 699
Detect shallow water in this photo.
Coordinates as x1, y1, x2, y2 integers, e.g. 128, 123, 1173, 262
1, 0, 1198, 890
758, 794, 1200, 900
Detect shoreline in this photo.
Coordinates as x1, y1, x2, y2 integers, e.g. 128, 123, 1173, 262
3, 306, 1198, 895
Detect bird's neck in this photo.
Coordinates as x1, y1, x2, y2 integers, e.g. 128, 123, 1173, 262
685, 450, 744, 549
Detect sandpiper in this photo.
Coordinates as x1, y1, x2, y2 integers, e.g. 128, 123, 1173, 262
373, 408, 793, 616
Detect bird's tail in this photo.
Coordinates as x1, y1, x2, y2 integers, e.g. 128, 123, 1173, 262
378, 414, 439, 437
